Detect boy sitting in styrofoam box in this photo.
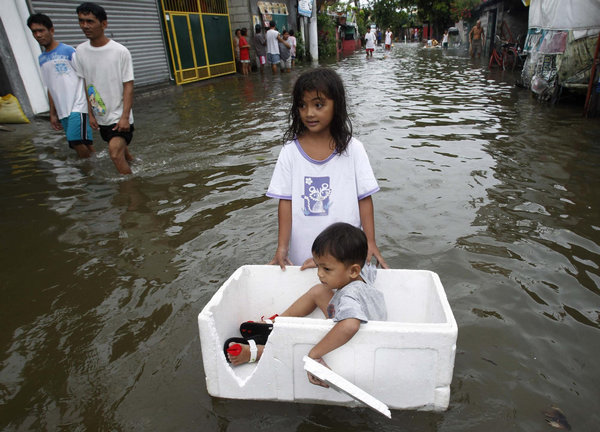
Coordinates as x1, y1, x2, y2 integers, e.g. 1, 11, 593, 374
224, 222, 387, 386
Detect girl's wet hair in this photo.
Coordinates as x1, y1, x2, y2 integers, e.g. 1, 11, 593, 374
283, 68, 353, 154
311, 222, 367, 266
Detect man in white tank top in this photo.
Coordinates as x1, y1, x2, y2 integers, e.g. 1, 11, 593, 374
266, 20, 290, 74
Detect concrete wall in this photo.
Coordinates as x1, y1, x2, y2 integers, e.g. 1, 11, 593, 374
228, 0, 254, 59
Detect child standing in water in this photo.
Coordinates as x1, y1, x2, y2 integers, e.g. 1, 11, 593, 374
238, 28, 250, 75
288, 29, 297, 68
364, 27, 376, 57
266, 67, 388, 270
278, 30, 292, 73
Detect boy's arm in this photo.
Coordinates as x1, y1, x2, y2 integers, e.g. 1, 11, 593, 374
307, 319, 361, 387
358, 196, 389, 268
308, 318, 361, 359
47, 92, 62, 131
115, 80, 133, 132
269, 199, 293, 269
83, 79, 99, 130
277, 35, 291, 49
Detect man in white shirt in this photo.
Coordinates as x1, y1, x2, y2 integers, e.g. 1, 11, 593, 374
364, 27, 376, 57
266, 20, 290, 74
74, 2, 134, 175
28, 13, 94, 158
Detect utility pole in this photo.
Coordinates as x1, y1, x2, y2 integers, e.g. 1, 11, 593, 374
309, 0, 319, 61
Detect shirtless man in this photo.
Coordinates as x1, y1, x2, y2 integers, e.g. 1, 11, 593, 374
469, 20, 485, 59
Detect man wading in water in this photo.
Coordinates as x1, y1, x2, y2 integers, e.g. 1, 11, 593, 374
469, 20, 485, 59
75, 2, 135, 174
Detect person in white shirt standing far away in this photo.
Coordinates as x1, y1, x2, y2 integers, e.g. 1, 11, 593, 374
365, 27, 376, 58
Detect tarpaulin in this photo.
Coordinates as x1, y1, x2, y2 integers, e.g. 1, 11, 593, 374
528, 0, 600, 34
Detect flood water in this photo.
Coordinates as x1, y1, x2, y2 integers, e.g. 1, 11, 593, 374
1, 43, 600, 431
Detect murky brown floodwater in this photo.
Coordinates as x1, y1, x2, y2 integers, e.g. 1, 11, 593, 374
2, 43, 600, 431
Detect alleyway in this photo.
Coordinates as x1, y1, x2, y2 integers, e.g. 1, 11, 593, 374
1, 44, 599, 431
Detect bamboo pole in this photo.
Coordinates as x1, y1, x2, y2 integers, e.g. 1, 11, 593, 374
583, 33, 600, 117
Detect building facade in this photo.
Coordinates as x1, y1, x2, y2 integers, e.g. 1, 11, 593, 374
1, 0, 299, 117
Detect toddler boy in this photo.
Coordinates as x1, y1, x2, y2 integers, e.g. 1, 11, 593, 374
226, 222, 387, 387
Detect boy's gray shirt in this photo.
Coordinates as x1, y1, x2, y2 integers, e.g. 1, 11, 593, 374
327, 264, 387, 323
279, 40, 290, 60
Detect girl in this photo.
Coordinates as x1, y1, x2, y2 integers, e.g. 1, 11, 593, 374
384, 28, 393, 50
288, 29, 297, 67
267, 68, 388, 270
239, 28, 250, 75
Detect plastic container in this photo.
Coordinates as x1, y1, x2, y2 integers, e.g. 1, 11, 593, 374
198, 265, 457, 411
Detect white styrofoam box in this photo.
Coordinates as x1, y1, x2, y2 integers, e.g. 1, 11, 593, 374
198, 265, 458, 411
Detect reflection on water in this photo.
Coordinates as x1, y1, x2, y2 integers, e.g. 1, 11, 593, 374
1, 44, 599, 431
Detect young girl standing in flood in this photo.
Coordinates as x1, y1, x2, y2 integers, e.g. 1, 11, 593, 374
267, 67, 388, 269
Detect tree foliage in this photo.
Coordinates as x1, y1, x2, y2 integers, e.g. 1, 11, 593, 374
317, 0, 340, 12
414, 0, 452, 29
367, 0, 481, 31
371, 0, 411, 32
317, 13, 337, 58
355, 8, 371, 37
315, 0, 482, 50
449, 0, 480, 22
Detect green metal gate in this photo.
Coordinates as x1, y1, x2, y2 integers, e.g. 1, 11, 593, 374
161, 0, 236, 84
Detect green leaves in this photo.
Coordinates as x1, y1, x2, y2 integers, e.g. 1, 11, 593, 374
371, 0, 410, 31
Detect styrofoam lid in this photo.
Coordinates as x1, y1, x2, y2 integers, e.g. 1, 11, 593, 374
303, 356, 391, 418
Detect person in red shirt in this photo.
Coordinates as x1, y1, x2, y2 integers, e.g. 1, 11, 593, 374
239, 28, 250, 75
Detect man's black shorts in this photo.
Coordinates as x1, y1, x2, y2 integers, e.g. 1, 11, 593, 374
99, 124, 135, 145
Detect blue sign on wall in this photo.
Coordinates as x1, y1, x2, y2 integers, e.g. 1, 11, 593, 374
298, 0, 313, 17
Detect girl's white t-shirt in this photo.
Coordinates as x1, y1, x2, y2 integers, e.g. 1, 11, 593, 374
267, 138, 379, 265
